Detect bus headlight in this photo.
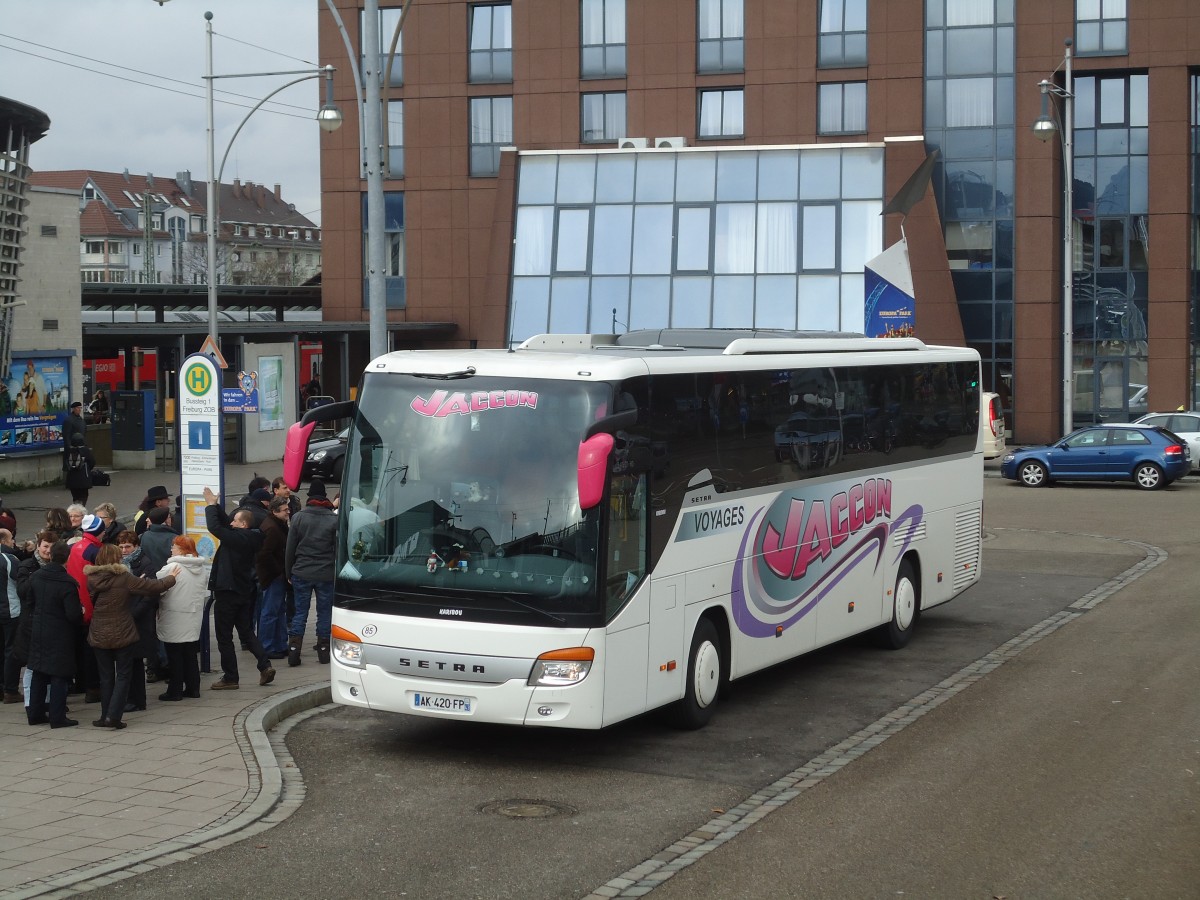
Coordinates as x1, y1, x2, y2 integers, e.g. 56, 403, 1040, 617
331, 625, 364, 669
527, 647, 595, 686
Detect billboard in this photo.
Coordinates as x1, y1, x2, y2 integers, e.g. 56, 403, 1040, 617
0, 356, 72, 453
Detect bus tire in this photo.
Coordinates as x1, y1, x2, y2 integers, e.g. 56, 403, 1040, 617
876, 559, 919, 650
670, 618, 722, 730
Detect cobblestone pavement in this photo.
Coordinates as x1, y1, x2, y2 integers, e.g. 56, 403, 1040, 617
0, 459, 334, 897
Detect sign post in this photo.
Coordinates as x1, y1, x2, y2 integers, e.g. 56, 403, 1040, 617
178, 352, 224, 555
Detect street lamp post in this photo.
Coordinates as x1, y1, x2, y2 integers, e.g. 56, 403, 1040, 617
323, 0, 413, 361
1032, 38, 1075, 436
203, 10, 343, 353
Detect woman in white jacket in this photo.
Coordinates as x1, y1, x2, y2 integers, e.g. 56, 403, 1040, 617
155, 536, 208, 701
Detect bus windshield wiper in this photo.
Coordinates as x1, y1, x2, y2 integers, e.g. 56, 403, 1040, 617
412, 367, 476, 380
435, 585, 566, 624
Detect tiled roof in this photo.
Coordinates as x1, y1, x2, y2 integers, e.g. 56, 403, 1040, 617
30, 169, 319, 232
79, 200, 139, 238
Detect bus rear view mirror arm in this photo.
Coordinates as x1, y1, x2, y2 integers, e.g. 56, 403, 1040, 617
585, 408, 637, 439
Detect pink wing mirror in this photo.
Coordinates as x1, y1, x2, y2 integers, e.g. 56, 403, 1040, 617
282, 421, 317, 491
577, 433, 614, 509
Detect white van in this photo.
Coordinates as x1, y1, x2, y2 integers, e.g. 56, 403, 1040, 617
982, 391, 1006, 459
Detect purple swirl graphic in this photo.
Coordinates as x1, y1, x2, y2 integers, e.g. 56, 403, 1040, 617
730, 499, 925, 638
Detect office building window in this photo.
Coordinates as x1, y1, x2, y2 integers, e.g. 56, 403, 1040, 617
698, 88, 744, 138
818, 82, 867, 134
582, 92, 626, 143
360, 6, 404, 86
361, 192, 406, 308
819, 0, 867, 67
469, 4, 513, 83
470, 96, 513, 176
387, 99, 404, 177
581, 0, 626, 78
697, 0, 744, 73
1076, 0, 1127, 56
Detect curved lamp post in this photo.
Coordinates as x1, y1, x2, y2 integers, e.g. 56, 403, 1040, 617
1031, 38, 1074, 436
203, 10, 343, 351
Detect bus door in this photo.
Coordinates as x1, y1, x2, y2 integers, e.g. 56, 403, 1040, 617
646, 577, 684, 709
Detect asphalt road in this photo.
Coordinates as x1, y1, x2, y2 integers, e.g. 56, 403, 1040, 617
85, 477, 1200, 899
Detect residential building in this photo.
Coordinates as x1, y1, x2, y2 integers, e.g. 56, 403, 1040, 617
29, 169, 324, 288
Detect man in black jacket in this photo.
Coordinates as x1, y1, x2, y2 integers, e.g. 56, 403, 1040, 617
203, 487, 274, 690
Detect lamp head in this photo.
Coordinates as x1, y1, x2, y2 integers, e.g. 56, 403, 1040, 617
317, 65, 344, 133
1032, 115, 1058, 142
317, 105, 344, 133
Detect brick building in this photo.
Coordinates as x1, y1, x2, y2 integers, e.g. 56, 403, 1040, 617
317, 1, 1200, 443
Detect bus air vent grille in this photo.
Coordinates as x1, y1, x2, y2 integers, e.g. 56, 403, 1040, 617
952, 508, 982, 590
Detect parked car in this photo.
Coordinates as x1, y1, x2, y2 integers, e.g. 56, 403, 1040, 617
1132, 411, 1200, 471
302, 426, 349, 483
981, 391, 1006, 459
999, 424, 1190, 490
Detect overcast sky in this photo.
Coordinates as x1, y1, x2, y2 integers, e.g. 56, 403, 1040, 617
2, 0, 330, 223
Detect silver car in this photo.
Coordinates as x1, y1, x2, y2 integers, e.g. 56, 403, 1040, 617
1132, 412, 1200, 471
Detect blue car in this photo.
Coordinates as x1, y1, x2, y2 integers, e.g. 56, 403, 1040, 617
999, 424, 1190, 490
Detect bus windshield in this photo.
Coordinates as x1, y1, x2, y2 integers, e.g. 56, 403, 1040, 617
336, 373, 613, 626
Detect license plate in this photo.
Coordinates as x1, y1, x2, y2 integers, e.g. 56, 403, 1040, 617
411, 691, 473, 714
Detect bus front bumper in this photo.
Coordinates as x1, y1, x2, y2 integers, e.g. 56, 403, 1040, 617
331, 659, 604, 729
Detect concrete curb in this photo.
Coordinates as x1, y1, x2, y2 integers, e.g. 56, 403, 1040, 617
4, 684, 334, 899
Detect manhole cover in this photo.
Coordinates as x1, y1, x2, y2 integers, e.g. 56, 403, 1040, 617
479, 799, 576, 819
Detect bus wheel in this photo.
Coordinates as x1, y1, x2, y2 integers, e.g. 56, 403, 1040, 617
670, 619, 722, 730
876, 559, 919, 649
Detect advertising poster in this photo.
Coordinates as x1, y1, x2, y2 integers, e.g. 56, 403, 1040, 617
221, 369, 260, 414
0, 356, 71, 453
258, 355, 284, 432
864, 239, 916, 339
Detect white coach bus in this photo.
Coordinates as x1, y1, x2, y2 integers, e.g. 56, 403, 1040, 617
284, 329, 984, 729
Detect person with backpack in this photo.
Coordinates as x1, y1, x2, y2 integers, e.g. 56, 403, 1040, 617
64, 434, 95, 506
60, 401, 86, 472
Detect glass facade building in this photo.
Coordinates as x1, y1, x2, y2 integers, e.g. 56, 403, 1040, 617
509, 147, 883, 345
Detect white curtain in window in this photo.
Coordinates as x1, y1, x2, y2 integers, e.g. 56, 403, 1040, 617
492, 5, 513, 49
756, 203, 797, 273
699, 92, 722, 136
945, 78, 993, 127
945, 0, 994, 27
698, 0, 720, 39
606, 0, 626, 41
470, 98, 492, 142
470, 8, 491, 50
843, 83, 866, 132
723, 89, 744, 135
715, 203, 755, 273
493, 98, 513, 143
819, 0, 841, 32
513, 206, 553, 275
605, 93, 626, 139
723, 0, 744, 39
582, 0, 603, 43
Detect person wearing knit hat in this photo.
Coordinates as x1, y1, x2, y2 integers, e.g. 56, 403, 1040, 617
80, 514, 105, 537
284, 477, 337, 666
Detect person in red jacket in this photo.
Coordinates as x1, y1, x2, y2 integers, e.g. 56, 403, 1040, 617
65, 514, 105, 702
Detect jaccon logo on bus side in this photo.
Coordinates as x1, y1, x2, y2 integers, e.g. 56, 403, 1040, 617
729, 477, 925, 638
410, 389, 538, 417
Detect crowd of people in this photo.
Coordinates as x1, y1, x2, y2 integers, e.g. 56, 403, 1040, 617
0, 472, 336, 731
